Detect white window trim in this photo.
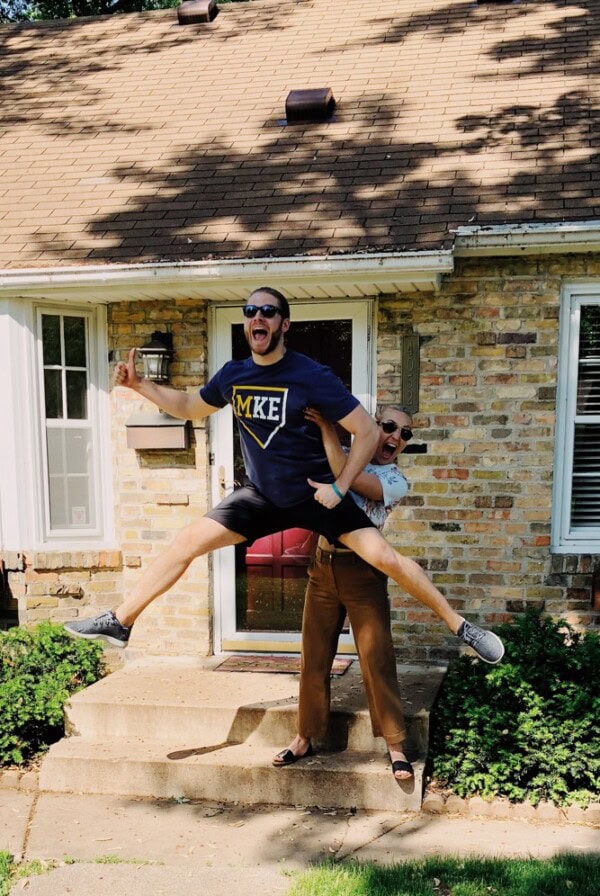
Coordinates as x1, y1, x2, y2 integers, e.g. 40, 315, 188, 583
0, 299, 115, 552
552, 282, 600, 553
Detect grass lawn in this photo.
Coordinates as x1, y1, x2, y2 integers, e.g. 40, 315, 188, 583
2, 852, 599, 895
287, 855, 600, 896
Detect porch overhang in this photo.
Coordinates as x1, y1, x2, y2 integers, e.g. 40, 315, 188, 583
454, 221, 600, 256
0, 251, 454, 304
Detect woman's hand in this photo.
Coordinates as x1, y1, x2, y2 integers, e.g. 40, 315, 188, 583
305, 407, 332, 430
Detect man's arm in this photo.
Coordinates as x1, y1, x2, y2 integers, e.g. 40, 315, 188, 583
334, 404, 379, 495
305, 407, 383, 501
308, 404, 378, 508
115, 348, 219, 420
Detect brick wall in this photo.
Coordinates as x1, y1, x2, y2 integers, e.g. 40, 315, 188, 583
377, 254, 600, 664
108, 298, 211, 656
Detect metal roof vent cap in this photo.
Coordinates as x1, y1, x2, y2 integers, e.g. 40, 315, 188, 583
178, 0, 218, 25
285, 88, 336, 124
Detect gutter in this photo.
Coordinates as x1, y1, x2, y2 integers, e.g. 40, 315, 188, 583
0, 251, 454, 301
454, 221, 600, 256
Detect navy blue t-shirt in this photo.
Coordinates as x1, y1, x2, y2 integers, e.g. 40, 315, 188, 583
200, 351, 359, 507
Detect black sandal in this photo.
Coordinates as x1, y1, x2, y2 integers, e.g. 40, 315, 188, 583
272, 742, 314, 767
391, 759, 414, 780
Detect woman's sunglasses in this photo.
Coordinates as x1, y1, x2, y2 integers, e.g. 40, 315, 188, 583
242, 304, 283, 319
378, 420, 413, 441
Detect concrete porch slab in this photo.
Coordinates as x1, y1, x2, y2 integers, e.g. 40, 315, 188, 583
65, 658, 445, 757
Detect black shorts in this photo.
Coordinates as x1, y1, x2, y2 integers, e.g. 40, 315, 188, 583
204, 484, 376, 545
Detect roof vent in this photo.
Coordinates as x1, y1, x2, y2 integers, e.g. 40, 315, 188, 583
177, 0, 218, 25
285, 88, 336, 124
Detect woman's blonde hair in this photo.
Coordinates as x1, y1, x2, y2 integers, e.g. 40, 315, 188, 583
376, 404, 413, 423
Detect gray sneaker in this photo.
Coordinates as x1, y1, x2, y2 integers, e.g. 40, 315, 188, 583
457, 620, 504, 664
64, 610, 131, 648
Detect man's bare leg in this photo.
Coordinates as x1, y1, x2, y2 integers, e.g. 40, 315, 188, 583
115, 517, 246, 626
339, 528, 504, 664
65, 518, 246, 646
339, 527, 463, 633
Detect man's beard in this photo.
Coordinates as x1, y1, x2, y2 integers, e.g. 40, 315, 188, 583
245, 322, 284, 356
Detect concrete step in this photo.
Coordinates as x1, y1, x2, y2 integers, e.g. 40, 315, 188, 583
39, 735, 425, 812
64, 659, 444, 759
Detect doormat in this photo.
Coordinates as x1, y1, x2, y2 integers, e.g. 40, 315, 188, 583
215, 655, 353, 676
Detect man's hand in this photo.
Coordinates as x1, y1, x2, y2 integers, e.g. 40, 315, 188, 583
114, 348, 142, 391
308, 478, 343, 509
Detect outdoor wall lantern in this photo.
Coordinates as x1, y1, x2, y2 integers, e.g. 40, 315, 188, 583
125, 331, 190, 450
138, 331, 174, 384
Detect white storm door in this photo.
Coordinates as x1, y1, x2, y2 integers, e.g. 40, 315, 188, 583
210, 299, 374, 654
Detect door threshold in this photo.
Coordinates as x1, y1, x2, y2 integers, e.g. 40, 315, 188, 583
221, 639, 356, 655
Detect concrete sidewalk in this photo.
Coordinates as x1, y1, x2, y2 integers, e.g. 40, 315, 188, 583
2, 789, 599, 896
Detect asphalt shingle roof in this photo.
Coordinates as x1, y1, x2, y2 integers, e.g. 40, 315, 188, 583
1, 0, 599, 268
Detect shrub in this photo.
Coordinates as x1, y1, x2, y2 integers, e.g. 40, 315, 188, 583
429, 609, 600, 807
0, 622, 104, 766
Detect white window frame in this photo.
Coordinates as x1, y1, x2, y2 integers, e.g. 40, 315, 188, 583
552, 282, 600, 552
0, 299, 114, 551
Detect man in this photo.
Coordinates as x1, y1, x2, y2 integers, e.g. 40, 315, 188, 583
273, 405, 416, 780
65, 287, 504, 672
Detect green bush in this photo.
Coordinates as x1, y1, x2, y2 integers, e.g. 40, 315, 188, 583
430, 609, 600, 807
0, 623, 104, 766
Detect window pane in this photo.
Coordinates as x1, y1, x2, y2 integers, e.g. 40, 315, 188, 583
64, 316, 87, 368
44, 369, 63, 418
571, 423, 600, 527
65, 428, 90, 474
47, 429, 65, 475
577, 362, 600, 414
577, 307, 600, 415
49, 477, 67, 529
42, 315, 61, 366
67, 477, 93, 528
579, 306, 600, 359
66, 371, 88, 419
47, 428, 94, 529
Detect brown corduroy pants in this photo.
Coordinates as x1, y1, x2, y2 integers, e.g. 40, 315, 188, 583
298, 547, 406, 746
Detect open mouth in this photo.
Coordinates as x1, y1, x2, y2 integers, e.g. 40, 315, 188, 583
380, 441, 397, 461
251, 326, 269, 343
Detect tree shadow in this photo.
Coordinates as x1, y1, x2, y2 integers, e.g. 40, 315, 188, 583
31, 83, 600, 261
336, 0, 600, 81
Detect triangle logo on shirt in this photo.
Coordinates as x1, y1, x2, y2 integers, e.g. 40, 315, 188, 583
232, 386, 288, 449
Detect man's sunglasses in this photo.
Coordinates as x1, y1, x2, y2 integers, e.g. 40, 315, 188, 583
379, 420, 413, 441
242, 304, 283, 319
